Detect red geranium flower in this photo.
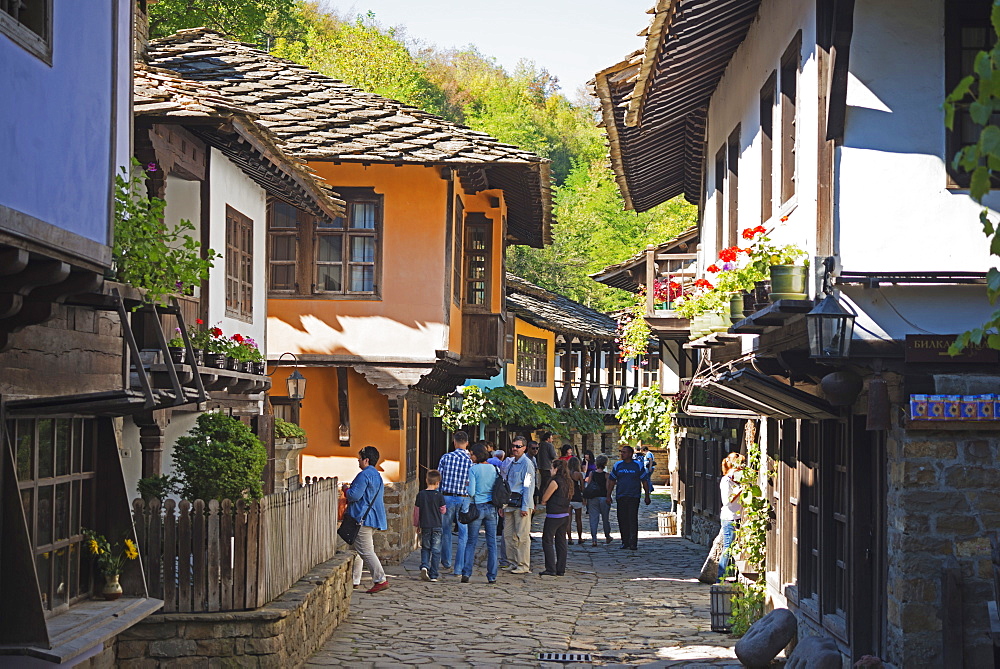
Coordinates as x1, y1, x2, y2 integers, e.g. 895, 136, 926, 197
706, 264, 721, 273
196, 319, 204, 325
233, 333, 244, 343
741, 247, 753, 254
780, 215, 789, 223
210, 327, 223, 338
693, 278, 714, 290
718, 246, 739, 263
741, 228, 756, 240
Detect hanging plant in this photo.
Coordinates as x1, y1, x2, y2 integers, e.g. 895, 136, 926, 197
433, 385, 488, 432
728, 435, 773, 636
616, 387, 672, 447
616, 298, 651, 358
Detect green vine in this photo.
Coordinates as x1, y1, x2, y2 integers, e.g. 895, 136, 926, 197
616, 387, 672, 447
616, 299, 651, 358
433, 385, 604, 438
728, 435, 773, 637
113, 159, 219, 306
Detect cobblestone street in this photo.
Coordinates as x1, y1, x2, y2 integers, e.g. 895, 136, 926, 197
307, 488, 738, 668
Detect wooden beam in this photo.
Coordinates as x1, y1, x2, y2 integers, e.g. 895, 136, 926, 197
337, 367, 351, 445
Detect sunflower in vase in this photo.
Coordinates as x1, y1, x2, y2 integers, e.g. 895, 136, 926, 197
82, 528, 139, 600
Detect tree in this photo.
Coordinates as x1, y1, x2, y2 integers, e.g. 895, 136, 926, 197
945, 1, 1000, 354
148, 0, 299, 45
173, 413, 267, 502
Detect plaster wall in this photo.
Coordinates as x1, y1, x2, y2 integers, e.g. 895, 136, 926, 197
703, 0, 817, 271
206, 148, 267, 348
842, 284, 996, 341
162, 176, 203, 301
505, 317, 556, 405
839, 0, 1000, 272
0, 2, 120, 250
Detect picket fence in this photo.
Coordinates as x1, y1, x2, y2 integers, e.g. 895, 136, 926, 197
131, 477, 340, 613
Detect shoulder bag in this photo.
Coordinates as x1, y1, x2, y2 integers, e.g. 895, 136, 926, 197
338, 476, 382, 545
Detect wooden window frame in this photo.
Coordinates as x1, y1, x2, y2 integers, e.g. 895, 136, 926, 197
266, 200, 301, 294
780, 32, 802, 205
1, 0, 52, 64
516, 334, 547, 387
225, 205, 253, 322
268, 396, 301, 425
760, 73, 776, 223
727, 126, 741, 248
265, 189, 383, 300
945, 0, 996, 188
714, 147, 726, 253
10, 417, 97, 615
463, 213, 491, 310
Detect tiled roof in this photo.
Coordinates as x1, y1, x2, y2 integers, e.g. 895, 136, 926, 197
146, 29, 552, 246
134, 63, 345, 219
506, 274, 617, 341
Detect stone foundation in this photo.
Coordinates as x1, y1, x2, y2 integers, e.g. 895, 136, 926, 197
114, 553, 353, 668
273, 437, 307, 493
377, 478, 419, 565
884, 429, 997, 668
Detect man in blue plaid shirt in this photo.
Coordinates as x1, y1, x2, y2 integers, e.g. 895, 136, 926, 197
437, 430, 473, 575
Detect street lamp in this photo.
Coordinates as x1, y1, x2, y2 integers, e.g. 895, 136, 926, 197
268, 352, 307, 400
806, 258, 855, 361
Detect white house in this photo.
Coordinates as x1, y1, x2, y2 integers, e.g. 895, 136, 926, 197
595, 1, 999, 666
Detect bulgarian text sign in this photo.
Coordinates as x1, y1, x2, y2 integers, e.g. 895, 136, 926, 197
904, 335, 999, 363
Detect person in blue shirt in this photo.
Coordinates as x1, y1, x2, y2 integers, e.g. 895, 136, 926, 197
606, 445, 652, 551
344, 446, 389, 593
461, 442, 499, 584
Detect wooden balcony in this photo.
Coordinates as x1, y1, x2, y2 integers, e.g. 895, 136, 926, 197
462, 311, 504, 360
555, 381, 637, 414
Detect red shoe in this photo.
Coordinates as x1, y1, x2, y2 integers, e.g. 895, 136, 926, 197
366, 580, 389, 594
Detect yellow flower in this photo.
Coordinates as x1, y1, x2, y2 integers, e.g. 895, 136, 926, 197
87, 539, 100, 555
124, 539, 139, 560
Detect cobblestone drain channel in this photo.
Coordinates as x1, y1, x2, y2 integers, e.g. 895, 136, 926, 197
307, 487, 741, 668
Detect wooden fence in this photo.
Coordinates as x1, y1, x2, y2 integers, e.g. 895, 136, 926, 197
132, 477, 340, 613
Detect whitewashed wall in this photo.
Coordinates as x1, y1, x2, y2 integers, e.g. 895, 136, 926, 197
206, 148, 268, 348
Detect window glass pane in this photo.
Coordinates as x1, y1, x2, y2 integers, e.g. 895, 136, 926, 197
350, 265, 374, 292
271, 266, 295, 290
55, 482, 69, 542
72, 480, 81, 536
69, 542, 80, 602
270, 201, 298, 229
36, 553, 51, 610
21, 489, 33, 542
469, 227, 487, 250
351, 202, 376, 229
317, 216, 344, 229
271, 235, 296, 261
38, 419, 54, 479
38, 485, 53, 546
317, 265, 342, 292
469, 281, 486, 305
350, 236, 375, 262
317, 235, 342, 262
83, 425, 94, 471
55, 419, 70, 477
73, 420, 83, 473
53, 547, 68, 609
469, 255, 487, 279
16, 419, 34, 480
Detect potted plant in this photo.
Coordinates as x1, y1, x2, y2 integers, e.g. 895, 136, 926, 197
202, 325, 227, 368
228, 334, 264, 373
741, 224, 808, 301
82, 529, 139, 600
167, 329, 187, 364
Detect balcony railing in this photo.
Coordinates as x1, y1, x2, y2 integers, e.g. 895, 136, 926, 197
555, 381, 638, 413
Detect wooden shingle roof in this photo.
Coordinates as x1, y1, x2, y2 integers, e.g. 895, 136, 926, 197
134, 63, 346, 219
506, 274, 617, 341
147, 29, 552, 247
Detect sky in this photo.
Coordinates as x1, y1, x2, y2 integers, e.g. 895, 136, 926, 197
327, 0, 654, 98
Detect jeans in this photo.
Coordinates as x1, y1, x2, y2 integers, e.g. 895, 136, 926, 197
440, 495, 469, 573
587, 497, 611, 542
542, 516, 569, 574
616, 496, 640, 549
420, 527, 442, 579
352, 525, 386, 585
718, 520, 738, 580
461, 503, 498, 581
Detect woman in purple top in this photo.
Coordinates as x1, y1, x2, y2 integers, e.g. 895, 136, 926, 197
540, 459, 572, 576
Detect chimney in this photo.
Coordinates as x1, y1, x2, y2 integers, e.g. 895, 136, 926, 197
134, 0, 149, 61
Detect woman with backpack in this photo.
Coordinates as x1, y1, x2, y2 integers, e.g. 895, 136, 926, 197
584, 454, 613, 547
461, 442, 500, 584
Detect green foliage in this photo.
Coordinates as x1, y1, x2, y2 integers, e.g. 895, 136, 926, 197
113, 161, 218, 307
137, 474, 176, 502
728, 438, 773, 636
148, 0, 299, 45
616, 300, 652, 358
673, 287, 729, 320
433, 385, 604, 438
173, 413, 267, 502
616, 388, 672, 448
945, 2, 1000, 354
274, 417, 306, 439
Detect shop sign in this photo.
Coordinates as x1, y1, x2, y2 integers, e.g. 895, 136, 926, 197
904, 335, 999, 363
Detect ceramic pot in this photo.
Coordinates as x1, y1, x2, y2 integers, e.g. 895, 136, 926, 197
102, 574, 123, 601
729, 293, 744, 324
168, 346, 186, 365
768, 265, 808, 301
708, 312, 730, 333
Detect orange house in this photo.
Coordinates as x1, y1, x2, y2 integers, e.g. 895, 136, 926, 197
149, 30, 552, 560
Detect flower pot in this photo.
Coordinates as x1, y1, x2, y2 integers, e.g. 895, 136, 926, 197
226, 357, 239, 371
742, 291, 756, 317
238, 361, 252, 373
768, 265, 808, 301
167, 346, 186, 365
254, 362, 266, 375
729, 293, 744, 324
204, 351, 226, 369
102, 574, 123, 601
194, 349, 205, 367
753, 280, 771, 310
708, 312, 730, 333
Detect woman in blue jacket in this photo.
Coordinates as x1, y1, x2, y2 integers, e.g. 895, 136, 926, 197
344, 446, 389, 593
461, 442, 499, 584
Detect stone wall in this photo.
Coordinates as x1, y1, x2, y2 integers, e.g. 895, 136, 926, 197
114, 553, 354, 668
273, 437, 307, 493
884, 428, 997, 668
377, 478, 419, 565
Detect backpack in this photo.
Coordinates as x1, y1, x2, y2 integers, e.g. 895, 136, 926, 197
491, 465, 511, 509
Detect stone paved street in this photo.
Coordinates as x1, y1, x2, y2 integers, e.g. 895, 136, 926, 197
307, 488, 739, 668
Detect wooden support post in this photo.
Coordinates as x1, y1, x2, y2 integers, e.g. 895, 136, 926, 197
337, 367, 351, 444
646, 245, 656, 316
